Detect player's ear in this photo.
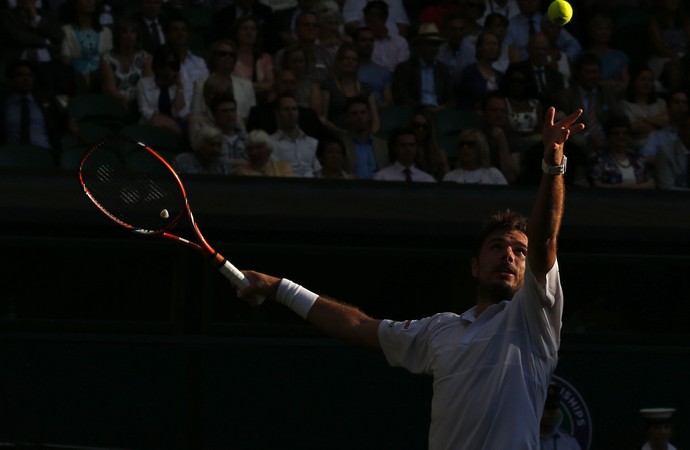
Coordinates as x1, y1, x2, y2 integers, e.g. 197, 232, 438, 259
470, 257, 479, 278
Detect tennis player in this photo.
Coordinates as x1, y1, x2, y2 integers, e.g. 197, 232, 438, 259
240, 106, 585, 449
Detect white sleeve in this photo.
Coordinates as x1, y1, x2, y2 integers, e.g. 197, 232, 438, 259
513, 260, 563, 356
378, 313, 458, 374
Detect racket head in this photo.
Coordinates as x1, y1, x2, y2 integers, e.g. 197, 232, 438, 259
79, 135, 187, 235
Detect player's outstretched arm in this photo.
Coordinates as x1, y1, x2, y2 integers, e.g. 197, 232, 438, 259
239, 271, 382, 350
528, 107, 585, 282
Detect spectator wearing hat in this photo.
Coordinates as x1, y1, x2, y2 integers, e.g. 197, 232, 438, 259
639, 407, 678, 450
392, 22, 453, 111
540, 383, 581, 450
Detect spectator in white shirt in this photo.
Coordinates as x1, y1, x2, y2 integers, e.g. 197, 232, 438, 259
270, 93, 320, 178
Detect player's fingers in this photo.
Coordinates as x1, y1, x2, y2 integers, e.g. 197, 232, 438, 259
557, 108, 583, 128
568, 122, 586, 137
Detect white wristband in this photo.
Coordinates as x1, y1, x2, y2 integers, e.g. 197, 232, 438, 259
276, 279, 318, 319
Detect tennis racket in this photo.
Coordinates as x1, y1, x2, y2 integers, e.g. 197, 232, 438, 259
78, 134, 264, 304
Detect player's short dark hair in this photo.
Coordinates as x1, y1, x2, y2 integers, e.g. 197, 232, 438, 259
475, 209, 528, 256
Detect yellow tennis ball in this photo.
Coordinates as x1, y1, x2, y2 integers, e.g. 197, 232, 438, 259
547, 0, 573, 26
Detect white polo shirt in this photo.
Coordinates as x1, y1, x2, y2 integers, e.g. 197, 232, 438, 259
379, 261, 563, 450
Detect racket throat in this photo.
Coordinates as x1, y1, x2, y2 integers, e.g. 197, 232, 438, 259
209, 252, 226, 268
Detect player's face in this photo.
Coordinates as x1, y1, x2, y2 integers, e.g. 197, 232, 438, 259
472, 229, 528, 301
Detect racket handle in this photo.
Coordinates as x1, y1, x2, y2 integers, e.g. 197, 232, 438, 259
217, 259, 266, 305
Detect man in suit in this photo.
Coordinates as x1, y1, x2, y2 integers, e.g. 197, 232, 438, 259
246, 69, 331, 141
507, 32, 564, 107
336, 96, 389, 179
391, 22, 453, 111
0, 59, 65, 158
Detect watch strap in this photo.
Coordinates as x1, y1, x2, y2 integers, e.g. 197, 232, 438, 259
542, 155, 567, 175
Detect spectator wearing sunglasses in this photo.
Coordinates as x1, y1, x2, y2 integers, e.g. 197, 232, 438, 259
442, 127, 508, 185
136, 43, 191, 135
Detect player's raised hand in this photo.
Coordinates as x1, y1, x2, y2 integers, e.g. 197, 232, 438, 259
542, 107, 585, 162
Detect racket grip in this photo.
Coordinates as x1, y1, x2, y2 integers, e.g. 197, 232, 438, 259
217, 260, 266, 305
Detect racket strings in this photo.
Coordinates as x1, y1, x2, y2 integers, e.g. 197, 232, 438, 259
81, 138, 185, 233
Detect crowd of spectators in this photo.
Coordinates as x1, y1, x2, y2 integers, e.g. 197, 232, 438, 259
1, 0, 690, 189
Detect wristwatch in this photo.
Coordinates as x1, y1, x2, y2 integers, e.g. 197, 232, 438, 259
542, 155, 567, 175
